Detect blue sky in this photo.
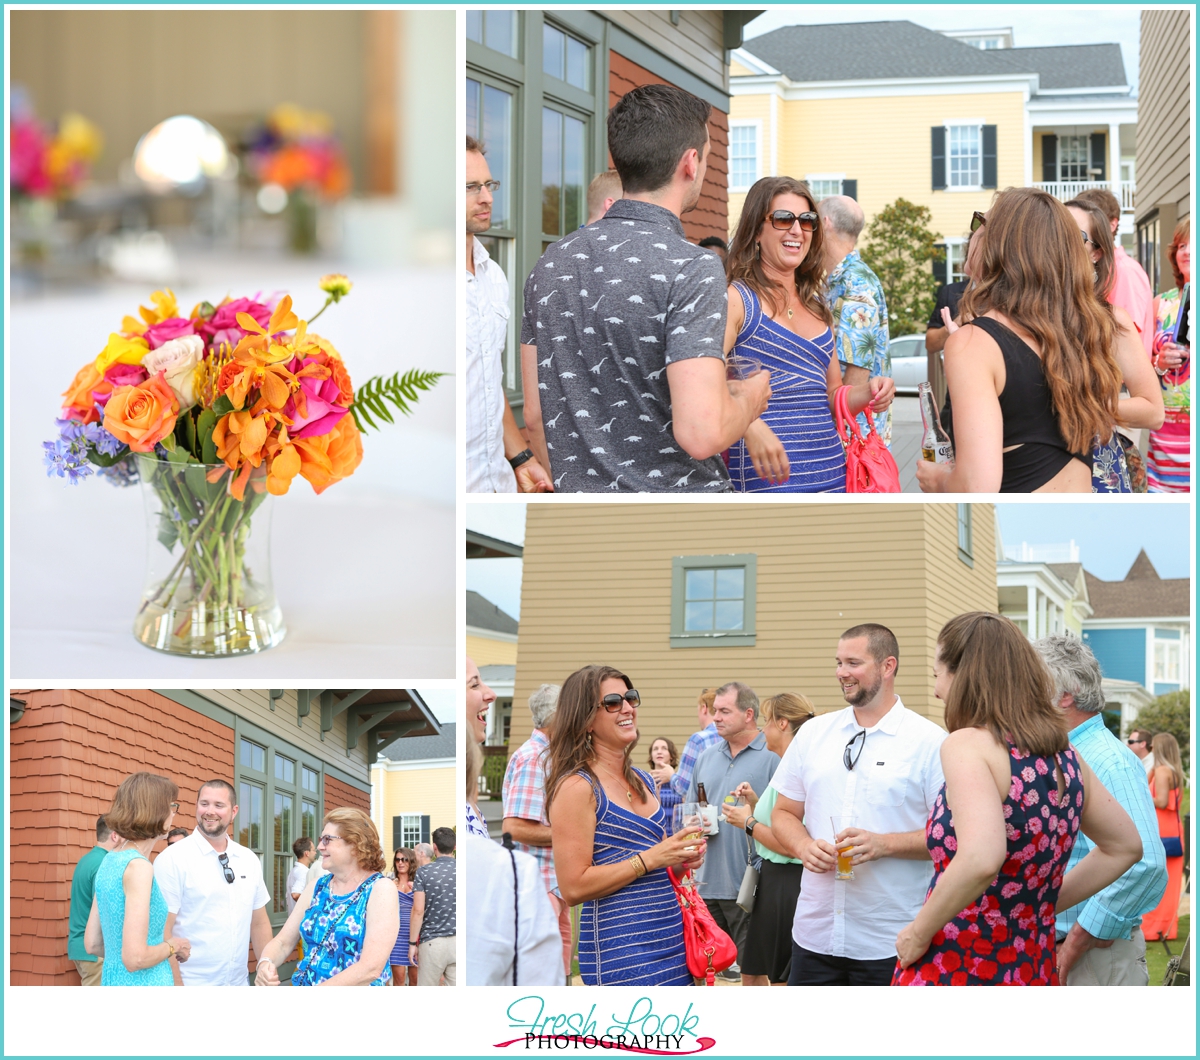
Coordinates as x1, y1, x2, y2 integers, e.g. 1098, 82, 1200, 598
743, 5, 1145, 91
467, 502, 1189, 620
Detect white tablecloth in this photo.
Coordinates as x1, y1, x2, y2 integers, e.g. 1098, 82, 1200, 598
10, 252, 455, 679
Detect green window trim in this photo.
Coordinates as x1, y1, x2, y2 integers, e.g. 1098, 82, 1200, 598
957, 504, 974, 568
670, 554, 757, 648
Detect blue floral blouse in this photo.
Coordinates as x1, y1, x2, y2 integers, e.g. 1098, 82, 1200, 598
291, 872, 390, 986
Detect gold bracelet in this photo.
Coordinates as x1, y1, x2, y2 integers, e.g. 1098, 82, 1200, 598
629, 853, 647, 878
166, 940, 176, 959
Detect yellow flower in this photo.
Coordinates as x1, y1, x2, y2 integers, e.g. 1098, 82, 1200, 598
318, 274, 353, 299
94, 332, 150, 375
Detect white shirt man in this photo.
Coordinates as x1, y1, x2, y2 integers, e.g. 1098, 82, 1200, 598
286, 839, 318, 916
772, 624, 946, 985
153, 782, 272, 986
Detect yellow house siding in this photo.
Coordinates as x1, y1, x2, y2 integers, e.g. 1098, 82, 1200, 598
729, 88, 1027, 245
200, 689, 370, 784
467, 633, 518, 666
371, 763, 456, 863
510, 504, 997, 756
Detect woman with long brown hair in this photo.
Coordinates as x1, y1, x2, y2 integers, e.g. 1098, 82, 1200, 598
1147, 218, 1191, 491
1066, 198, 1164, 491
1141, 732, 1186, 940
546, 665, 706, 985
916, 187, 1125, 493
893, 612, 1142, 985
722, 176, 894, 491
722, 692, 815, 985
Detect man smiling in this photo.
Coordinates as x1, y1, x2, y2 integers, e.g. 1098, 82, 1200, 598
154, 780, 272, 986
771, 624, 945, 985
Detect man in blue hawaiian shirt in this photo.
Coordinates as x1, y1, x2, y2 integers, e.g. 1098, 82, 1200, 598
819, 196, 891, 447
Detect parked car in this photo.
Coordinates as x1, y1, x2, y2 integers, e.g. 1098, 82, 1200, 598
888, 334, 928, 394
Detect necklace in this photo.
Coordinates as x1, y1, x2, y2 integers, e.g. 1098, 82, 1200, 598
597, 763, 633, 803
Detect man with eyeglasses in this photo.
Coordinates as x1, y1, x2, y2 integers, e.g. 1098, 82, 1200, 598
519, 83, 770, 493
1126, 729, 1156, 775
154, 780, 272, 986
819, 196, 892, 448
466, 136, 552, 495
771, 624, 946, 986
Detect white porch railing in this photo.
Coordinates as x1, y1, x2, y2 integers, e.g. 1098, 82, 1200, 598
1033, 180, 1135, 212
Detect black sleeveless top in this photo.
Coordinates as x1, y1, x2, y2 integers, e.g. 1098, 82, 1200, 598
943, 316, 1089, 492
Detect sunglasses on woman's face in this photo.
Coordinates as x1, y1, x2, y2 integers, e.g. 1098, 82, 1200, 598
769, 210, 818, 232
970, 211, 987, 232
600, 690, 641, 711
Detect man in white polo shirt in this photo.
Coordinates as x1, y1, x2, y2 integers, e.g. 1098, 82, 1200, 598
154, 779, 272, 986
772, 623, 946, 985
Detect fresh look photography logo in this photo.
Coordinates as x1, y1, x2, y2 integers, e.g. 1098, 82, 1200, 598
493, 996, 716, 1054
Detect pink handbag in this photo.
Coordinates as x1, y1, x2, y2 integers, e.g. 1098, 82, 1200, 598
835, 385, 901, 493
668, 866, 737, 985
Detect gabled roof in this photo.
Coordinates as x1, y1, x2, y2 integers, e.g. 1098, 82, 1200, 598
1083, 551, 1189, 620
466, 590, 519, 635
378, 722, 455, 762
740, 22, 1128, 93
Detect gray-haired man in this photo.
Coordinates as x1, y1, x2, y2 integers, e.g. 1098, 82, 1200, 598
688, 681, 780, 982
502, 683, 569, 981
1034, 635, 1166, 985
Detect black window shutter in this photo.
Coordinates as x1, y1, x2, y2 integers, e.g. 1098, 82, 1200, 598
1090, 132, 1106, 180
420, 815, 431, 843
393, 816, 403, 851
842, 178, 857, 201
931, 127, 946, 189
1042, 135, 1058, 182
932, 243, 948, 286
981, 125, 997, 189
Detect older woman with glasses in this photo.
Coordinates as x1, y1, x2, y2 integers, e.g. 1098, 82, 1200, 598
255, 808, 398, 986
545, 666, 707, 985
389, 847, 419, 986
722, 176, 894, 492
85, 773, 191, 985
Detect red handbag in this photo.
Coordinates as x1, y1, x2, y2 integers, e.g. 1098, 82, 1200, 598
667, 866, 737, 985
834, 384, 901, 493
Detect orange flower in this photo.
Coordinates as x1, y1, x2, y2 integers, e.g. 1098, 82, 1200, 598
103, 371, 179, 453
294, 415, 363, 494
212, 409, 275, 469
265, 428, 303, 496
61, 362, 110, 424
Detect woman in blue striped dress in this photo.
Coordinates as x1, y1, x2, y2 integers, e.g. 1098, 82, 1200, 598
546, 666, 707, 986
724, 177, 894, 492
389, 848, 418, 985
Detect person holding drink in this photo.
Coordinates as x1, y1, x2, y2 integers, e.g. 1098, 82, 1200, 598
770, 624, 947, 985
545, 665, 707, 985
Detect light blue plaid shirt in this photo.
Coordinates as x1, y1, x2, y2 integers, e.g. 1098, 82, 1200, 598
669, 722, 722, 801
1055, 713, 1167, 940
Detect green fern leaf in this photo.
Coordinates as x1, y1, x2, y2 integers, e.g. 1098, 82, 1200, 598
350, 369, 447, 433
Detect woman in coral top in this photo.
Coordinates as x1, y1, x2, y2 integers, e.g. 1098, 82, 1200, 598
1142, 733, 1186, 941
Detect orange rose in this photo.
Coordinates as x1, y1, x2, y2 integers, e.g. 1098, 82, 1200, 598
61, 362, 110, 424
295, 415, 363, 494
102, 371, 179, 453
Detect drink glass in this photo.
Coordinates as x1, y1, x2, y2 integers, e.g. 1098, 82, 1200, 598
725, 354, 763, 381
681, 802, 704, 854
831, 815, 857, 880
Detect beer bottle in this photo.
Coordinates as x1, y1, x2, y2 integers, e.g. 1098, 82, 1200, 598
918, 381, 954, 464
696, 782, 708, 806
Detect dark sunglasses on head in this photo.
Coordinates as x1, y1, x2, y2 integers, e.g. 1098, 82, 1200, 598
217, 851, 235, 884
970, 210, 987, 233
843, 729, 867, 771
769, 210, 818, 232
600, 690, 641, 712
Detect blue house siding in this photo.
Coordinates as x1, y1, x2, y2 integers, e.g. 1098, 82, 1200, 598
1083, 627, 1145, 685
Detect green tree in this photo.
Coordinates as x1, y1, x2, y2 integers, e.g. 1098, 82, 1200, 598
859, 198, 945, 337
1132, 690, 1190, 773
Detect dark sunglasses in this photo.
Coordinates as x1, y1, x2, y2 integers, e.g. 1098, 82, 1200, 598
843, 729, 867, 771
1127, 737, 1144, 745
1080, 229, 1098, 248
217, 851, 235, 884
769, 210, 818, 232
970, 210, 987, 232
600, 690, 640, 712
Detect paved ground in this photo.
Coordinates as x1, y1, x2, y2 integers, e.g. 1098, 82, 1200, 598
891, 395, 924, 493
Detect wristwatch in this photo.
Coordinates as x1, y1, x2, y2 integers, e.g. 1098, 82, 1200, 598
508, 448, 535, 470
744, 816, 758, 837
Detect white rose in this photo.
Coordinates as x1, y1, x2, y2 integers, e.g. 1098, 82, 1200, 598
142, 334, 205, 409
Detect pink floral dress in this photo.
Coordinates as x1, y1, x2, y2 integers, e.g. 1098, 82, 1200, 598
894, 742, 1083, 986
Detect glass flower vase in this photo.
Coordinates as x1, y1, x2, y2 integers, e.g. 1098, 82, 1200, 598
132, 454, 286, 656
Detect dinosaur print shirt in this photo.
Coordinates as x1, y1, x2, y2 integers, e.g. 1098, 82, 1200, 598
520, 199, 731, 492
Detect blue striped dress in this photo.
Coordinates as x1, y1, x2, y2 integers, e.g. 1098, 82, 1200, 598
726, 282, 846, 492
389, 887, 414, 967
576, 768, 691, 986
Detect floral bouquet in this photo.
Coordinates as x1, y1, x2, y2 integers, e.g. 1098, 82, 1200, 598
46, 275, 442, 656
243, 104, 352, 200
10, 87, 103, 200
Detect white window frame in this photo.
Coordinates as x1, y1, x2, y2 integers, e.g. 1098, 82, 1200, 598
398, 813, 424, 849
944, 237, 968, 283
944, 121, 984, 192
1057, 133, 1090, 182
805, 173, 845, 202
728, 120, 761, 193
1154, 639, 1181, 684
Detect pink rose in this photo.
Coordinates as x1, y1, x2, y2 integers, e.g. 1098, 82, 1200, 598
143, 317, 196, 350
